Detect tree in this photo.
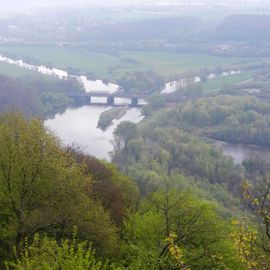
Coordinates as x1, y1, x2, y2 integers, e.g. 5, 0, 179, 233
114, 122, 138, 151
5, 228, 114, 270
183, 83, 202, 99
148, 95, 166, 109
241, 179, 270, 253
242, 154, 270, 178
66, 148, 139, 225
230, 218, 268, 270
0, 74, 83, 116
117, 71, 164, 95
123, 180, 243, 269
232, 178, 270, 269
0, 112, 118, 260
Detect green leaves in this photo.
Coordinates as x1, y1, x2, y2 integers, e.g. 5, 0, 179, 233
0, 112, 119, 261
123, 187, 243, 269
6, 229, 110, 270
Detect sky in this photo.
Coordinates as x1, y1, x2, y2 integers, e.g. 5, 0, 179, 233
0, 0, 269, 11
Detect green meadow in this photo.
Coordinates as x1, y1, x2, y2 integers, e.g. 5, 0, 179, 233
0, 61, 44, 78
0, 45, 256, 81
201, 72, 254, 93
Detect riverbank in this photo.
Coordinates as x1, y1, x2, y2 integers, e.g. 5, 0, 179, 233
97, 106, 129, 131
0, 45, 256, 80
212, 138, 270, 164
45, 106, 144, 160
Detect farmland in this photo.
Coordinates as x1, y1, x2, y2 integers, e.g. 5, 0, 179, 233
0, 45, 257, 81
200, 72, 254, 93
0, 61, 45, 78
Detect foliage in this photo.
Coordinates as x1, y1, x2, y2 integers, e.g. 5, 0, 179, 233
165, 233, 187, 269
67, 148, 139, 225
148, 95, 166, 109
97, 107, 128, 131
113, 117, 243, 196
242, 153, 270, 179
5, 229, 113, 270
229, 178, 270, 269
123, 185, 244, 270
230, 218, 266, 270
0, 112, 118, 262
0, 74, 83, 116
179, 96, 270, 146
117, 71, 164, 95
241, 180, 270, 252
113, 121, 138, 151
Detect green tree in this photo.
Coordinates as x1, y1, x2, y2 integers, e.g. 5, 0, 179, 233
241, 179, 270, 262
0, 112, 118, 260
67, 148, 139, 225
230, 218, 268, 270
5, 229, 114, 270
123, 181, 243, 269
114, 122, 138, 151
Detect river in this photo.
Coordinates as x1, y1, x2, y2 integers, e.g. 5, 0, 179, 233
161, 70, 242, 94
0, 54, 144, 160
214, 140, 270, 164
2, 54, 264, 163
44, 76, 143, 160
45, 106, 143, 160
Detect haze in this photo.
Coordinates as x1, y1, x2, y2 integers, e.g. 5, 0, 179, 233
1, 0, 269, 10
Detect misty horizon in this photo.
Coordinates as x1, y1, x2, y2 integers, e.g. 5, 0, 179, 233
1, 0, 269, 11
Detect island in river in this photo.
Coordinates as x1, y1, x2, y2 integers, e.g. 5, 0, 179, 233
97, 107, 129, 131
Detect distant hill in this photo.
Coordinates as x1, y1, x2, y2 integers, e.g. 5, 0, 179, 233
216, 14, 270, 41
95, 16, 203, 41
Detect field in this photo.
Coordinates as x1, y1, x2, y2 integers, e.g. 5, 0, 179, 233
0, 45, 257, 82
0, 46, 119, 79
0, 61, 44, 78
87, 8, 241, 23
96, 10, 185, 22
116, 51, 252, 77
201, 72, 254, 93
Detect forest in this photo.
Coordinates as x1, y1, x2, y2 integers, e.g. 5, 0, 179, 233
1, 52, 270, 270
176, 96, 270, 146
1, 1, 270, 269
1, 49, 270, 270
1, 106, 270, 269
0, 74, 83, 116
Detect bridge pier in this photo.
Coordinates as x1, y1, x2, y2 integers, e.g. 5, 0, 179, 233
68, 93, 145, 107
131, 97, 139, 107
107, 96, 115, 106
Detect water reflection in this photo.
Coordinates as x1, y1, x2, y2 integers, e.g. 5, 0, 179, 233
0, 54, 145, 160
79, 75, 119, 93
45, 106, 143, 160
0, 55, 68, 79
161, 70, 242, 94
0, 54, 120, 94
215, 140, 270, 164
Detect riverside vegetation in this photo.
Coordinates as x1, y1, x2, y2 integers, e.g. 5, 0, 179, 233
0, 74, 84, 117
1, 103, 270, 269
2, 6, 270, 269
2, 53, 270, 269
97, 107, 129, 131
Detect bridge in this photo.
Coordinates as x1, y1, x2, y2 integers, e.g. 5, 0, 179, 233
68, 90, 190, 107
68, 91, 149, 107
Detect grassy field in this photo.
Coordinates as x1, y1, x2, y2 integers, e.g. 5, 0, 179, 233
201, 72, 254, 93
118, 51, 251, 76
88, 8, 235, 23
0, 45, 257, 81
0, 62, 44, 78
0, 46, 119, 78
